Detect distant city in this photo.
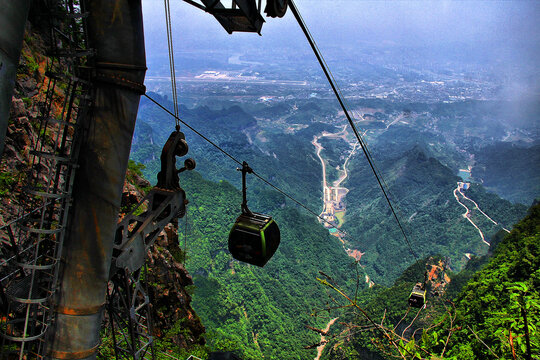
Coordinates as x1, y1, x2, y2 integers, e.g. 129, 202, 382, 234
145, 48, 517, 107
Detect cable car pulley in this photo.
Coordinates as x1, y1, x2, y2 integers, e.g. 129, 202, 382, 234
265, 0, 288, 18
157, 126, 196, 190
228, 161, 280, 267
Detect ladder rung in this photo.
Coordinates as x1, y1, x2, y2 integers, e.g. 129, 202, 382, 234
30, 150, 71, 163
51, 11, 89, 19
46, 117, 77, 128
45, 70, 66, 80
19, 223, 63, 234
25, 188, 70, 200
49, 49, 95, 58
71, 76, 92, 86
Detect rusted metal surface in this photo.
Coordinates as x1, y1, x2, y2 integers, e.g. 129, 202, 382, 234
113, 188, 186, 274
201, 0, 265, 34
0, 0, 31, 156
55, 304, 106, 316
49, 0, 147, 358
50, 343, 101, 360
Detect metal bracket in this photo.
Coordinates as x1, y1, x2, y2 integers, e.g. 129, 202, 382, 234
238, 161, 253, 215
111, 188, 186, 275
156, 130, 190, 190
200, 0, 265, 34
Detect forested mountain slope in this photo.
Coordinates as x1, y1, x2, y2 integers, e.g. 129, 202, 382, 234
344, 144, 526, 284
429, 202, 540, 359
320, 204, 539, 359
179, 171, 358, 359
133, 94, 325, 210
131, 94, 532, 358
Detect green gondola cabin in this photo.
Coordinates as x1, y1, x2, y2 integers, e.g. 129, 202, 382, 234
228, 212, 280, 267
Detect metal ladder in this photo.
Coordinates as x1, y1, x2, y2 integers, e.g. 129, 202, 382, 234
105, 186, 188, 360
106, 267, 156, 360
0, 1, 92, 358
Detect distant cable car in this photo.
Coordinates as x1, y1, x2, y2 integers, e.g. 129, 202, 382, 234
408, 282, 426, 308
228, 162, 280, 267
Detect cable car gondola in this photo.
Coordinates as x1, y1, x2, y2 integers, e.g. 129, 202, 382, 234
228, 162, 280, 267
408, 282, 426, 308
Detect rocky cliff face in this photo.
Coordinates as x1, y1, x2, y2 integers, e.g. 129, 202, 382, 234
121, 172, 206, 349
0, 23, 48, 224
1, 22, 205, 355
148, 224, 206, 347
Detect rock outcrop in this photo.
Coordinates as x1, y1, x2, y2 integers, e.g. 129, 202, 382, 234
120, 159, 206, 350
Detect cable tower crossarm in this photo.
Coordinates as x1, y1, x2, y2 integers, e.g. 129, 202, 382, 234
288, 0, 418, 261
143, 93, 346, 235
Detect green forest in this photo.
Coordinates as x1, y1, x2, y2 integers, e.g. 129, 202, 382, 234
312, 204, 540, 359
4, 4, 538, 359
124, 157, 539, 359
344, 143, 527, 284
180, 171, 358, 359
128, 93, 536, 358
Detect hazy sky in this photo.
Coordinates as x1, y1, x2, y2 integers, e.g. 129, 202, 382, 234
142, 0, 540, 49
142, 0, 540, 94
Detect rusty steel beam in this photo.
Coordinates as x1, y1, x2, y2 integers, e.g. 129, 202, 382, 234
49, 0, 147, 359
0, 0, 31, 156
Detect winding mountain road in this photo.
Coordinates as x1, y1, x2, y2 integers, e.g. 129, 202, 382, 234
314, 317, 339, 360
312, 136, 327, 217
333, 142, 359, 188
453, 186, 490, 246
453, 182, 510, 247
312, 125, 364, 218
458, 187, 510, 233
385, 113, 404, 129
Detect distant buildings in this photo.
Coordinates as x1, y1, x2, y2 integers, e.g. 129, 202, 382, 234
457, 181, 470, 190
320, 186, 349, 229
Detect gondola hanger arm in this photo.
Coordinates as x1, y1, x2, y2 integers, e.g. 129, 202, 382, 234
238, 161, 253, 215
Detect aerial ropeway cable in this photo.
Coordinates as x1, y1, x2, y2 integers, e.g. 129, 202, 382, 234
164, 0, 180, 127
144, 93, 345, 236
145, 93, 352, 268
151, 3, 429, 354
288, 0, 431, 308
288, 0, 419, 264
157, 1, 424, 292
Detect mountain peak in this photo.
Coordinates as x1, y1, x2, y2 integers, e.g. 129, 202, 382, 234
406, 144, 429, 161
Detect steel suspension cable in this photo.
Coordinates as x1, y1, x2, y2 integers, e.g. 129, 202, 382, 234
289, 0, 418, 261
183, 204, 188, 266
144, 94, 242, 166
164, 0, 180, 125
144, 93, 346, 235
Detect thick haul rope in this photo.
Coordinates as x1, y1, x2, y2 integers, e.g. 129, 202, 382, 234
144, 93, 347, 235
288, 0, 419, 262
164, 0, 180, 127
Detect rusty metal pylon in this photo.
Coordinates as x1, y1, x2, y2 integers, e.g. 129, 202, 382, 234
0, 1, 93, 358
